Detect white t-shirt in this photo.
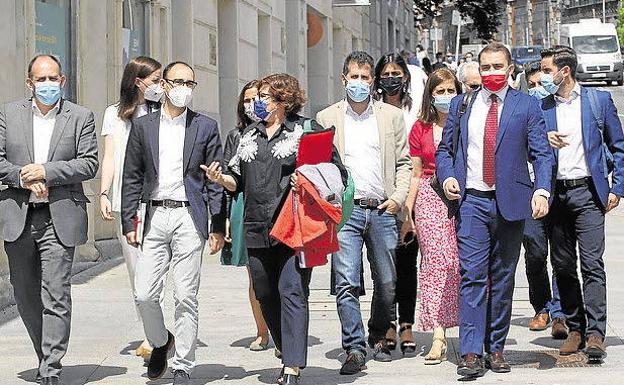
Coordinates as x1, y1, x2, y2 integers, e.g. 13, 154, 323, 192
101, 103, 149, 212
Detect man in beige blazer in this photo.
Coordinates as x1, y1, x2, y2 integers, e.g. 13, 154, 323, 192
316, 51, 412, 374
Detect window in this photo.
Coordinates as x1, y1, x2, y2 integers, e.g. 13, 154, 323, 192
122, 0, 149, 67
572, 35, 619, 54
35, 0, 76, 101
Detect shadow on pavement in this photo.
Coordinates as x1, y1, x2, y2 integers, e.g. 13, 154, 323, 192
530, 335, 624, 350
18, 364, 127, 385
230, 335, 321, 349
146, 364, 364, 385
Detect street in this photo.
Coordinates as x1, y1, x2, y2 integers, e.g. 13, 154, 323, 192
2, 84, 624, 385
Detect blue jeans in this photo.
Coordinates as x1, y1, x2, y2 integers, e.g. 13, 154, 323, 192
522, 217, 564, 319
333, 206, 398, 355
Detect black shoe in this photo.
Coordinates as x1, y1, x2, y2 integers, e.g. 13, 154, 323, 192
35, 372, 43, 384
173, 369, 190, 385
457, 353, 486, 378
283, 374, 300, 385
276, 366, 285, 384
147, 331, 175, 380
340, 351, 366, 375
41, 377, 60, 385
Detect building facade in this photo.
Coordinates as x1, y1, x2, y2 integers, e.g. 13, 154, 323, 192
0, 0, 416, 310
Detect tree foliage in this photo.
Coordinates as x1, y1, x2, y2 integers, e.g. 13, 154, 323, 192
413, 0, 502, 40
618, 7, 624, 47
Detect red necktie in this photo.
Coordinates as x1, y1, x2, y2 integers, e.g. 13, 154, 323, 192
483, 94, 498, 187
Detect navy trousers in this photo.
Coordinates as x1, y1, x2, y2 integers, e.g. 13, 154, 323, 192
456, 193, 525, 356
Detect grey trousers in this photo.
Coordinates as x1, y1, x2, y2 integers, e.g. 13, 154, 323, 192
5, 206, 75, 378
134, 206, 205, 373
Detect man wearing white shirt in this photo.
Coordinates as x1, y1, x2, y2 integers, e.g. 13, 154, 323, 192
436, 43, 553, 379
316, 51, 412, 374
0, 55, 99, 385
541, 46, 624, 361
122, 61, 225, 385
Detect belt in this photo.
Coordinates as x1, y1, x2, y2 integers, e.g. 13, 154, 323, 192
556, 177, 590, 189
28, 202, 49, 210
354, 198, 383, 209
465, 188, 496, 199
151, 199, 190, 209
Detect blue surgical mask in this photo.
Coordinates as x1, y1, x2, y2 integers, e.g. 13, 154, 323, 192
433, 94, 455, 113
541, 70, 563, 95
34, 81, 62, 106
345, 79, 370, 103
528, 86, 550, 100
253, 98, 274, 121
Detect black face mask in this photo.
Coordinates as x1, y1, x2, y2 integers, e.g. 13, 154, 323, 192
378, 76, 404, 96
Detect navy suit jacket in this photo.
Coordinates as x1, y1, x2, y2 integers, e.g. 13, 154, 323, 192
541, 86, 624, 209
121, 109, 226, 239
435, 88, 554, 221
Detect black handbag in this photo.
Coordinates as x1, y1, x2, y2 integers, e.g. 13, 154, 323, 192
430, 91, 475, 217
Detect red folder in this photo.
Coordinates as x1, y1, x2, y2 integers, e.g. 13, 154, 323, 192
296, 128, 335, 167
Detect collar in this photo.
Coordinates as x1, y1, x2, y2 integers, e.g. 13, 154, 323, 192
480, 85, 509, 104
554, 82, 581, 104
161, 107, 187, 125
345, 98, 374, 119
31, 99, 60, 118
249, 114, 300, 138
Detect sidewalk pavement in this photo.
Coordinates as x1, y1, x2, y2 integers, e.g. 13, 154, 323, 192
2, 211, 624, 385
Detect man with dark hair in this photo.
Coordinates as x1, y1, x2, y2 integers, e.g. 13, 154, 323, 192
436, 43, 553, 379
522, 60, 568, 339
0, 55, 99, 385
541, 45, 624, 362
433, 51, 446, 70
317, 51, 411, 374
122, 61, 225, 384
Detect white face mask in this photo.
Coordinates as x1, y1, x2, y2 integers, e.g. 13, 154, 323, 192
244, 102, 261, 122
143, 83, 164, 102
167, 86, 193, 108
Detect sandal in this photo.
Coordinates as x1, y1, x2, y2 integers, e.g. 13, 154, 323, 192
249, 335, 270, 351
385, 323, 397, 351
399, 323, 417, 354
424, 337, 447, 365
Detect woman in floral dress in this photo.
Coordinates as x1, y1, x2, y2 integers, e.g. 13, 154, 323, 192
406, 68, 461, 364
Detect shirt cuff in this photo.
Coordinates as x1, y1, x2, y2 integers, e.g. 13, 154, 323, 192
533, 188, 550, 199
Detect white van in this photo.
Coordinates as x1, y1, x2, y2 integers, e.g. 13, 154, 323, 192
561, 18, 623, 85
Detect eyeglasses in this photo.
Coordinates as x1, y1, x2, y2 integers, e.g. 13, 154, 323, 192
467, 84, 481, 90
258, 92, 273, 101
164, 78, 198, 89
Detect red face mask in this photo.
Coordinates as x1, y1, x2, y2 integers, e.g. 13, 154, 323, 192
481, 72, 508, 93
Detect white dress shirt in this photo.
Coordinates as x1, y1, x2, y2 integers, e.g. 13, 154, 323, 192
465, 87, 508, 191
28, 100, 60, 202
555, 82, 590, 180
151, 108, 188, 201
343, 99, 386, 200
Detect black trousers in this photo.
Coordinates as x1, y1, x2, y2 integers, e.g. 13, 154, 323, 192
394, 237, 419, 325
247, 245, 312, 368
548, 184, 607, 338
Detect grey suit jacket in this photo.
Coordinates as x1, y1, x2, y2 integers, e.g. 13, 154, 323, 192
0, 98, 99, 246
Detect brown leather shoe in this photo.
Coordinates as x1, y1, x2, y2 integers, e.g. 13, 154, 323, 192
551, 318, 568, 340
559, 331, 585, 355
485, 351, 511, 373
457, 353, 486, 378
528, 313, 550, 331
585, 335, 607, 361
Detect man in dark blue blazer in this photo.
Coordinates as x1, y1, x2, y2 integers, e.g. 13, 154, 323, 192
121, 61, 225, 384
435, 43, 554, 378
540, 46, 624, 362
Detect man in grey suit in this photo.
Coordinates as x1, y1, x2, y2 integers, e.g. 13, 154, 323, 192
0, 55, 99, 385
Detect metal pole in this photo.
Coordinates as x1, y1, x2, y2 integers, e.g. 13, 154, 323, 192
455, 22, 461, 64
603, 0, 606, 23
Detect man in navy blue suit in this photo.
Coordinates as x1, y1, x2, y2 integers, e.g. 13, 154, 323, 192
122, 61, 225, 385
435, 43, 554, 379
540, 46, 624, 362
